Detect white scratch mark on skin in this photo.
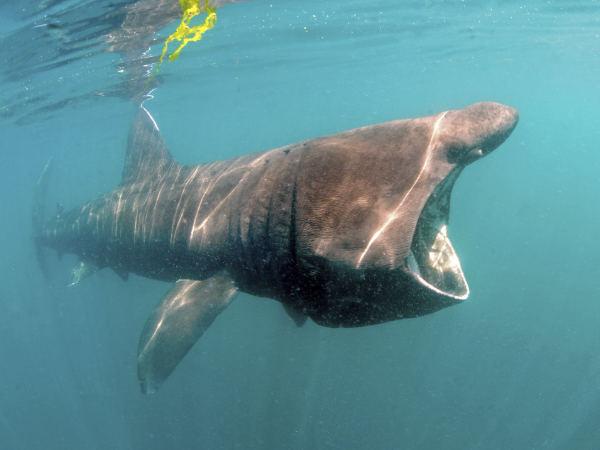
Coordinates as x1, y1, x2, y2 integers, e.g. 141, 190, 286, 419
189, 153, 271, 244
132, 188, 145, 246
143, 177, 162, 243
134, 180, 148, 243
113, 191, 124, 237
141, 104, 159, 131
139, 191, 151, 244
171, 166, 200, 246
188, 163, 244, 242
95, 209, 100, 236
356, 112, 448, 268
189, 166, 223, 236
140, 188, 154, 244
149, 169, 171, 239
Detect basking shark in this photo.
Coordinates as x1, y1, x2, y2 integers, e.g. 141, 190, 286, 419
34, 102, 518, 393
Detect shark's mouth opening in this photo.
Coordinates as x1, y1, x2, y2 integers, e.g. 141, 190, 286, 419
407, 169, 469, 300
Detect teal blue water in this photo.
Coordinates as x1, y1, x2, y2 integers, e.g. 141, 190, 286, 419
2, 1, 600, 449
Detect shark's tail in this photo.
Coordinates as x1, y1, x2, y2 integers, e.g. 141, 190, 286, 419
32, 159, 53, 277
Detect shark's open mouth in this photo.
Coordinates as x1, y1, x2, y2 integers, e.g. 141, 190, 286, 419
407, 169, 469, 300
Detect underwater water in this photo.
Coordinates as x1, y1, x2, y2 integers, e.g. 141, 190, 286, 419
2, 0, 600, 449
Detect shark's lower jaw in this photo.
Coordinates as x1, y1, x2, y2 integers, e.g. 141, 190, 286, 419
407, 170, 469, 301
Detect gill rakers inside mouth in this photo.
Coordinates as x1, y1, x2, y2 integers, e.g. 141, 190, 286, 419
407, 169, 469, 300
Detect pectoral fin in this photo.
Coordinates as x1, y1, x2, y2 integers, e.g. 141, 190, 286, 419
283, 303, 308, 327
137, 274, 238, 394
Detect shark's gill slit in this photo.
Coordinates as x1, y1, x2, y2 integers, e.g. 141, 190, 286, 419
408, 168, 469, 300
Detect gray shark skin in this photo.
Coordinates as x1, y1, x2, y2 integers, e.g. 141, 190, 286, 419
34, 102, 518, 393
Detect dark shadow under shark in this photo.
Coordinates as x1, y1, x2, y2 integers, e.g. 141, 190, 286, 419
34, 102, 518, 393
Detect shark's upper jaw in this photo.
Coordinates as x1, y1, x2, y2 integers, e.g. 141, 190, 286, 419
403, 102, 518, 301
407, 169, 469, 301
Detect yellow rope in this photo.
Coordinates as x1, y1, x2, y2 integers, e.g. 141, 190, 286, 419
159, 0, 218, 64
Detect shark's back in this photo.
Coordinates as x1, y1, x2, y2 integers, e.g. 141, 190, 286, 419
39, 108, 266, 280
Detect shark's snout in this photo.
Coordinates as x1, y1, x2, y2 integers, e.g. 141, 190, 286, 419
468, 102, 519, 154
440, 102, 519, 164
406, 102, 519, 302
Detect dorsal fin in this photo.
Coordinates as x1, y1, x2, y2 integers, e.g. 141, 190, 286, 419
122, 106, 174, 185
